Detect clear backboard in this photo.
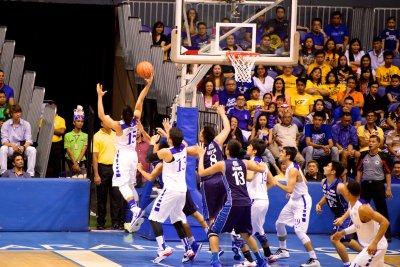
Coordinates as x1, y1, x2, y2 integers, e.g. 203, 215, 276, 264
171, 0, 299, 65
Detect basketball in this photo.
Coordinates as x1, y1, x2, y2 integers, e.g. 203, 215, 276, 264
136, 61, 154, 79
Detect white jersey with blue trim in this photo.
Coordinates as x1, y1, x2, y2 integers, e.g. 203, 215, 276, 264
350, 200, 388, 249
115, 119, 138, 151
162, 144, 187, 193
247, 157, 269, 200
285, 162, 308, 199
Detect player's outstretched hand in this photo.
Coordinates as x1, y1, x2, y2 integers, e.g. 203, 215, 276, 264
316, 203, 322, 214
145, 74, 154, 85
333, 216, 344, 226
216, 105, 226, 115
162, 118, 172, 133
96, 83, 107, 97
156, 127, 168, 138
150, 134, 160, 145
197, 143, 206, 158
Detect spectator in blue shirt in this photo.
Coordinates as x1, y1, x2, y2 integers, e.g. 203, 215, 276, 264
380, 17, 399, 55
0, 69, 15, 105
191, 22, 209, 50
218, 78, 239, 113
1, 152, 31, 178
391, 161, 400, 184
303, 111, 339, 167
332, 112, 360, 169
386, 74, 400, 112
324, 11, 349, 52
305, 18, 328, 50
227, 94, 252, 131
333, 96, 362, 127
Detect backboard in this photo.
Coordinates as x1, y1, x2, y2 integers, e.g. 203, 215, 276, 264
171, 0, 299, 65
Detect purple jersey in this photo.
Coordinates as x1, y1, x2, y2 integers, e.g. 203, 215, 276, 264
223, 159, 251, 206
322, 178, 348, 218
201, 140, 224, 182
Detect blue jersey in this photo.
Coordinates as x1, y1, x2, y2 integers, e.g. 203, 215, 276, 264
322, 178, 348, 218
223, 159, 251, 206
201, 140, 223, 182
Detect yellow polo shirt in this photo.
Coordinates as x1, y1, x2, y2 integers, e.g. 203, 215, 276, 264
357, 125, 384, 152
277, 74, 297, 96
53, 115, 66, 143
93, 128, 116, 165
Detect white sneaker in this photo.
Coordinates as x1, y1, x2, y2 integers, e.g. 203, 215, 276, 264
90, 210, 97, 217
269, 248, 290, 261
152, 246, 174, 263
233, 259, 257, 267
300, 258, 321, 267
129, 207, 145, 232
182, 249, 195, 263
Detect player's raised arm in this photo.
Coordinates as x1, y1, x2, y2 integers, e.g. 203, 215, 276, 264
214, 105, 231, 147
134, 74, 154, 119
138, 162, 163, 182
96, 83, 121, 133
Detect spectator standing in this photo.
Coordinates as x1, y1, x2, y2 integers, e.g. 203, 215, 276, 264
356, 135, 393, 242
152, 21, 171, 60
202, 80, 219, 109
305, 18, 327, 50
380, 16, 400, 55
303, 111, 339, 167
324, 11, 349, 52
47, 101, 66, 177
93, 119, 124, 230
64, 105, 88, 177
0, 104, 36, 177
0, 69, 15, 105
304, 160, 324, 182
357, 111, 384, 152
1, 152, 31, 178
332, 112, 360, 169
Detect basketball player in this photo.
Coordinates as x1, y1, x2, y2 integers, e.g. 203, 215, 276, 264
96, 75, 153, 232
269, 146, 321, 267
316, 161, 362, 267
145, 128, 194, 263
332, 180, 389, 266
246, 139, 274, 259
198, 139, 268, 267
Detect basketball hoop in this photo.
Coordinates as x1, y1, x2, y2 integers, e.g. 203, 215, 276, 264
226, 51, 259, 83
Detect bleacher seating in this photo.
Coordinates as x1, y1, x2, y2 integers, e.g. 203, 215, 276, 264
0, 26, 53, 177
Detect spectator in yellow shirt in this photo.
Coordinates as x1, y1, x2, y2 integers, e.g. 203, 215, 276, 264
246, 87, 264, 118
356, 110, 384, 152
291, 78, 314, 130
325, 71, 346, 105
307, 50, 332, 84
376, 51, 400, 96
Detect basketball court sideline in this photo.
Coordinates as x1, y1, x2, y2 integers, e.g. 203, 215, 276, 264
0, 232, 398, 267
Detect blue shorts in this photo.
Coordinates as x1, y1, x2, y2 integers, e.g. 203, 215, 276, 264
201, 174, 226, 220
211, 205, 252, 236
183, 190, 198, 216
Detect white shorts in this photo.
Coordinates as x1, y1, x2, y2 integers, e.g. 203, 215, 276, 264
112, 149, 138, 187
149, 189, 187, 224
276, 194, 312, 233
352, 247, 386, 266
251, 199, 269, 235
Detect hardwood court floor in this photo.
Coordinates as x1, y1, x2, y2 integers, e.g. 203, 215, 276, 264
0, 231, 398, 267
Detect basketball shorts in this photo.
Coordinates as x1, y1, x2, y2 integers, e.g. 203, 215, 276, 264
149, 189, 187, 224
276, 194, 312, 233
112, 149, 138, 187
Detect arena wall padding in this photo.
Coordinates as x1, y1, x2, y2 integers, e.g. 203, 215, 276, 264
0, 178, 90, 231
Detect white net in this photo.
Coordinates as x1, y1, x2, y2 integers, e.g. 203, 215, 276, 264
227, 52, 259, 83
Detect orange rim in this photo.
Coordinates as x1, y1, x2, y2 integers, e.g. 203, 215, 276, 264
226, 51, 260, 60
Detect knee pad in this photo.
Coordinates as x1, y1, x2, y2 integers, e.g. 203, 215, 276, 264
208, 230, 219, 239
119, 184, 133, 200
254, 232, 268, 246
276, 223, 287, 237
295, 230, 310, 245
